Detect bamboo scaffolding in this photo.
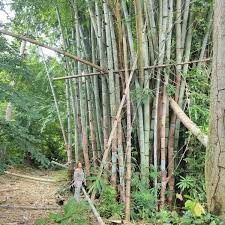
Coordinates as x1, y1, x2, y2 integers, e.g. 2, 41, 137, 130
52, 58, 211, 80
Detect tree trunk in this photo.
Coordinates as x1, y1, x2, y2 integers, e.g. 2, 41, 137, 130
205, 0, 225, 215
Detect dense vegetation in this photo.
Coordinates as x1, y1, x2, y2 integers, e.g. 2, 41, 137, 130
1, 0, 225, 224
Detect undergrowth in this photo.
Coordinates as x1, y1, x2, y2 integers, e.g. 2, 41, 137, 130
35, 198, 90, 225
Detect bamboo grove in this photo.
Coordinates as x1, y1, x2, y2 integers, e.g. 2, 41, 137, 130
0, 0, 213, 220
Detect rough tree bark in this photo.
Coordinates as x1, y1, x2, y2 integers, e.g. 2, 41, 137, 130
205, 0, 225, 216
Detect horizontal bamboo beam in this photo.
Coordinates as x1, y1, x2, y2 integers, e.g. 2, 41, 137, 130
169, 97, 208, 147
0, 29, 105, 72
53, 58, 211, 81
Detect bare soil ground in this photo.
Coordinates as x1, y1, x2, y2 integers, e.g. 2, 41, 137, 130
0, 167, 61, 225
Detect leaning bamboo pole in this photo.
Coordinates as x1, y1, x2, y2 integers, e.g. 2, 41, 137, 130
82, 187, 106, 225
40, 49, 68, 148
169, 98, 208, 147
0, 29, 105, 72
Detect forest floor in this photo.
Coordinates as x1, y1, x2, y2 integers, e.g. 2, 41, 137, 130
0, 166, 62, 225
0, 166, 144, 225
0, 166, 100, 225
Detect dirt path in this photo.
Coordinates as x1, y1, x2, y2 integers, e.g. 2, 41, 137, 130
0, 167, 61, 225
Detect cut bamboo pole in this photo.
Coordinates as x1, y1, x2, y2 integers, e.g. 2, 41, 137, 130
82, 187, 105, 225
51, 161, 68, 168
0, 29, 105, 72
0, 205, 60, 210
0, 188, 19, 192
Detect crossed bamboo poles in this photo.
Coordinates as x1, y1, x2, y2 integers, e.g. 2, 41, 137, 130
0, 29, 209, 180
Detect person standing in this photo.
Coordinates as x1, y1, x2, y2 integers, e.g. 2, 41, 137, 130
73, 162, 86, 201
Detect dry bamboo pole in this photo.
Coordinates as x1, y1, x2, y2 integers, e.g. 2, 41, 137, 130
0, 188, 19, 192
51, 161, 68, 168
0, 29, 105, 72
0, 205, 60, 210
82, 187, 106, 225
123, 34, 132, 221
4, 171, 57, 183
169, 98, 208, 146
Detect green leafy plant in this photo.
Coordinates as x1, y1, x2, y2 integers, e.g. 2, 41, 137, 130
177, 176, 196, 192
131, 189, 156, 220
131, 171, 156, 220
97, 185, 124, 219
184, 199, 205, 217
35, 198, 90, 225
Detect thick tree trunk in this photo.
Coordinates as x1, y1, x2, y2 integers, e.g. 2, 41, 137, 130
205, 0, 225, 215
